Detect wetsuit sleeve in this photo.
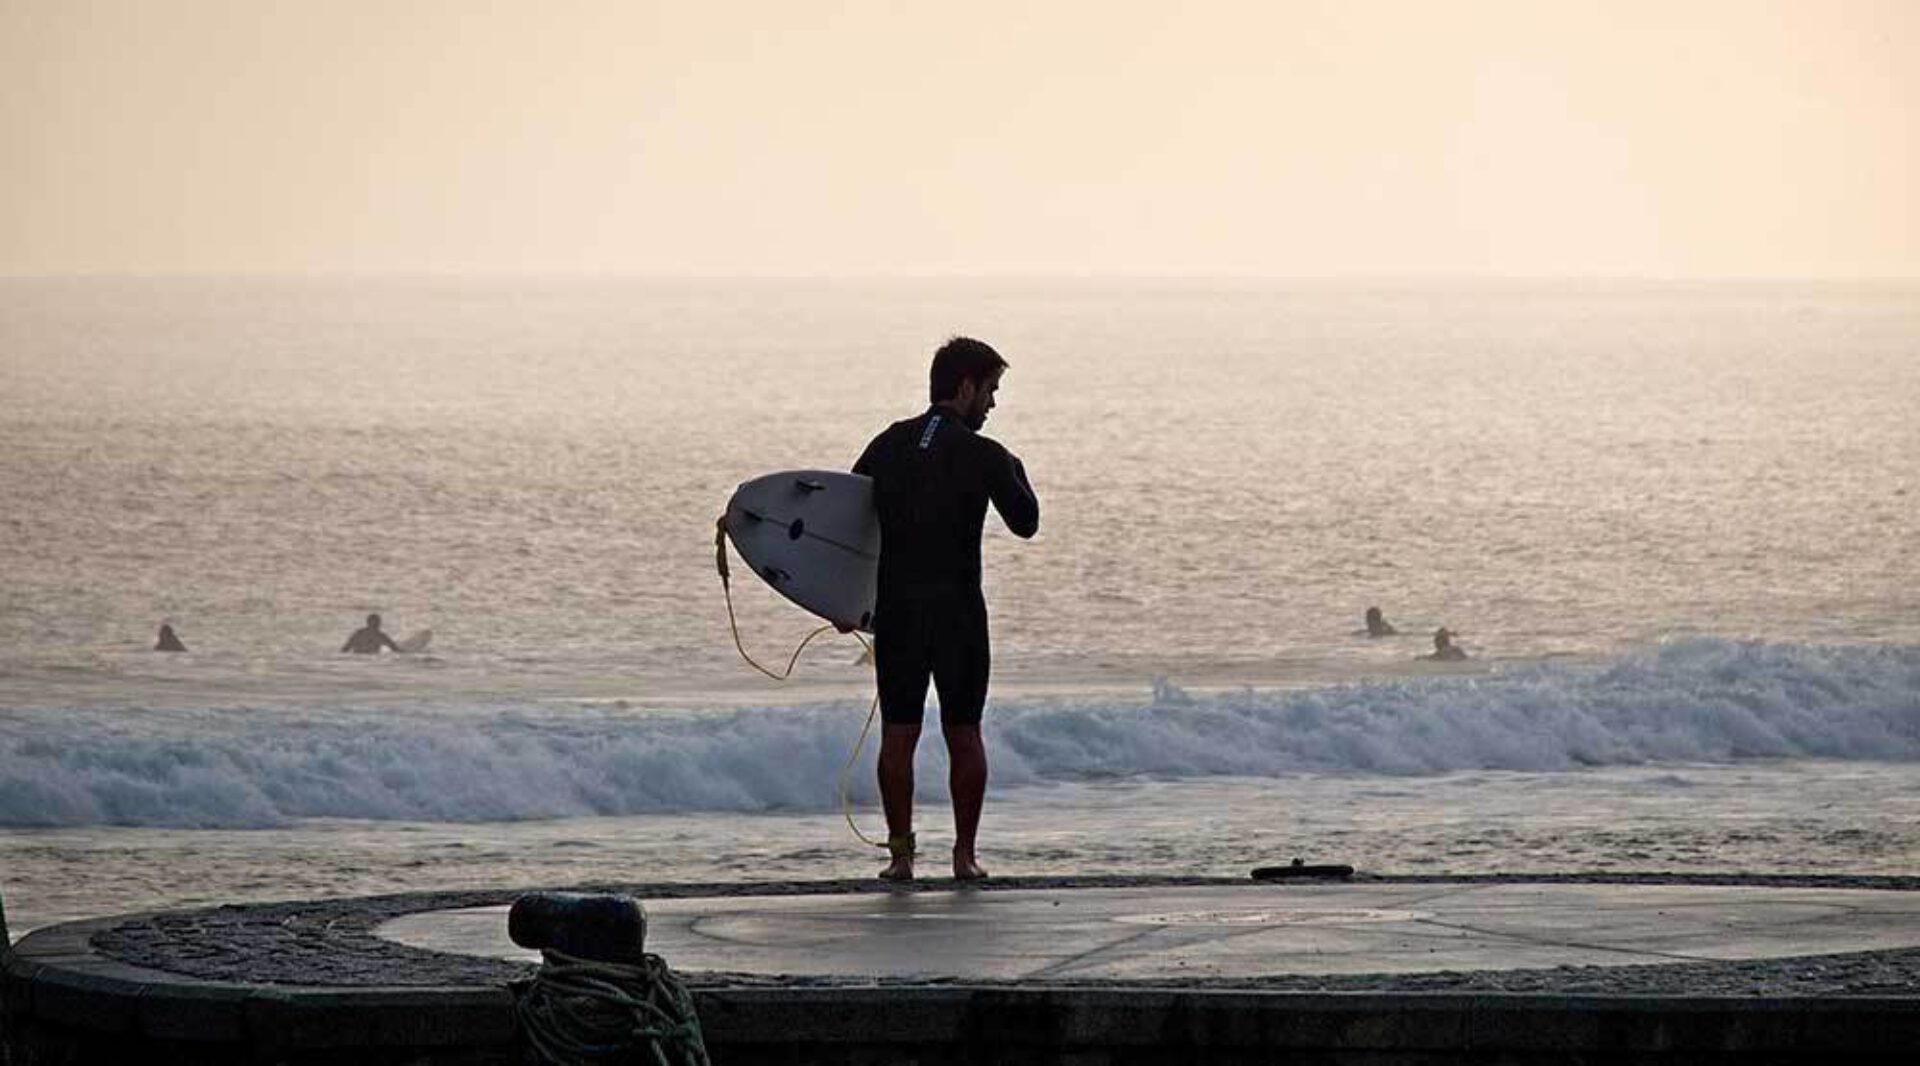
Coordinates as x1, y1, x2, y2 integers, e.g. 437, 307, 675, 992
986, 443, 1039, 539
853, 435, 880, 476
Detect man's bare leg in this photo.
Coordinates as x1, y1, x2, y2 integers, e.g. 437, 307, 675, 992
944, 722, 988, 880
877, 723, 921, 880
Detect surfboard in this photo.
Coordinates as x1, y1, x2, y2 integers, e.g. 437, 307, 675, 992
724, 470, 879, 633
395, 628, 433, 654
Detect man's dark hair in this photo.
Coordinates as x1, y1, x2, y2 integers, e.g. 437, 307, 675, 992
929, 337, 1008, 403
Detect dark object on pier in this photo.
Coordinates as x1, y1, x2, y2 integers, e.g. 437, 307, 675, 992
508, 892, 649, 965
1252, 859, 1355, 881
509, 892, 709, 1063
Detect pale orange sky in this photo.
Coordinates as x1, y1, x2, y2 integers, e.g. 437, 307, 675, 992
2, 0, 1914, 277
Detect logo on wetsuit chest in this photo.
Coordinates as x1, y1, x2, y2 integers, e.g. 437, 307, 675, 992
918, 415, 942, 450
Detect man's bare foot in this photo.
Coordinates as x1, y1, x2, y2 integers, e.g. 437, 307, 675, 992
953, 851, 988, 882
881, 832, 916, 881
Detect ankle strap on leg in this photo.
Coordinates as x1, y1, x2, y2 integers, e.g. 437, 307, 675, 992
888, 832, 916, 860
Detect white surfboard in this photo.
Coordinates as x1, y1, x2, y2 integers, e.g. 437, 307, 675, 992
395, 628, 433, 654
724, 470, 879, 632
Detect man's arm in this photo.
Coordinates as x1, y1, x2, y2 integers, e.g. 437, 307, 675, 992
986, 443, 1039, 539
381, 632, 401, 653
853, 435, 879, 477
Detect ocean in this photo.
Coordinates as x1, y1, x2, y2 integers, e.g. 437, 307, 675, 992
3, 277, 1917, 937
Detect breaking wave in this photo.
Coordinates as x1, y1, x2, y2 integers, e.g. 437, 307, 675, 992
3, 639, 1915, 828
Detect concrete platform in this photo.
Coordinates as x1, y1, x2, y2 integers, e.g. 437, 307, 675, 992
381, 881, 1920, 983
7, 874, 1920, 1064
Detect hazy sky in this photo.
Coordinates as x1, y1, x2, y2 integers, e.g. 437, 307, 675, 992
3, 0, 1914, 277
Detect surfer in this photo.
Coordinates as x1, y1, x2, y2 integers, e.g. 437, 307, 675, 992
341, 613, 401, 654
1420, 627, 1468, 661
854, 337, 1039, 882
154, 623, 187, 652
1363, 606, 1397, 637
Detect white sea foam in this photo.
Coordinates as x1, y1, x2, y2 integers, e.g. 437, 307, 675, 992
2, 639, 1915, 828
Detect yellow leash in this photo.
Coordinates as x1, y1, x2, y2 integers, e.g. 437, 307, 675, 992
715, 518, 888, 850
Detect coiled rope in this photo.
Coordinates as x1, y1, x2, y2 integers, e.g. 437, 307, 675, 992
715, 518, 889, 851
516, 949, 710, 1066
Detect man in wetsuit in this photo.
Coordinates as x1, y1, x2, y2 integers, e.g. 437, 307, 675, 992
854, 337, 1039, 881
1421, 627, 1468, 661
1363, 606, 1397, 637
341, 613, 401, 654
155, 623, 188, 652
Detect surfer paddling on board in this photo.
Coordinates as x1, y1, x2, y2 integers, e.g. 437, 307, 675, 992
1362, 606, 1397, 637
1420, 627, 1469, 661
854, 337, 1038, 882
341, 613, 401, 654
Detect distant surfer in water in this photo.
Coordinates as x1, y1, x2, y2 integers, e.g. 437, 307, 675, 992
854, 337, 1039, 882
341, 613, 401, 654
155, 623, 187, 652
1420, 627, 1468, 661
1363, 606, 1397, 637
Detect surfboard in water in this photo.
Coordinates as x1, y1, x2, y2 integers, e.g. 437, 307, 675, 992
395, 628, 433, 654
724, 470, 879, 633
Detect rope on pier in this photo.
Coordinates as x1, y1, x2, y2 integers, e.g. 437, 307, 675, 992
516, 948, 710, 1066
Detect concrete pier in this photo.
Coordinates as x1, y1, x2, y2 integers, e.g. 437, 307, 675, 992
5, 874, 1920, 1063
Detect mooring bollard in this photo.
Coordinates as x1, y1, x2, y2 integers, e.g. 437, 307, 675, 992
508, 891, 648, 964
509, 893, 708, 1065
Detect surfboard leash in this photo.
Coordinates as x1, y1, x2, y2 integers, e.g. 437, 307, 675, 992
832, 681, 887, 852
714, 517, 889, 851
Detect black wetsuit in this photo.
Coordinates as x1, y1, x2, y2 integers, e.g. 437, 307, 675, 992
854, 406, 1039, 726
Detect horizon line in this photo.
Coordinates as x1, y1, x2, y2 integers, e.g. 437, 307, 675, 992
4, 270, 1919, 286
